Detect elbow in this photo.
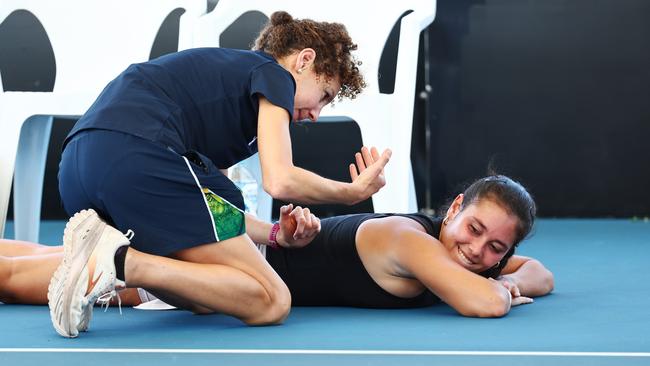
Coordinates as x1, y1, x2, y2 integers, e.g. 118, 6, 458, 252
542, 271, 555, 295
479, 296, 510, 318
466, 302, 509, 318
262, 177, 292, 201
456, 293, 511, 318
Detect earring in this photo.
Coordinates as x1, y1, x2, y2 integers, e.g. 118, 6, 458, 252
443, 216, 449, 225
297, 68, 303, 74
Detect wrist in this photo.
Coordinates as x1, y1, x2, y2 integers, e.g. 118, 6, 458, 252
344, 182, 361, 205
503, 274, 519, 288
268, 222, 281, 250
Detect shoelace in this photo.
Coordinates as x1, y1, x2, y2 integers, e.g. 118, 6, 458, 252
94, 228, 134, 315
97, 290, 123, 314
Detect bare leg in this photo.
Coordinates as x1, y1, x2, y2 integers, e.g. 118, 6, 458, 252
124, 233, 290, 325
0, 253, 61, 304
0, 238, 61, 256
0, 249, 141, 305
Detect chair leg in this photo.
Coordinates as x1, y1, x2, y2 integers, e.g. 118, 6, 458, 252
0, 114, 23, 239
236, 154, 273, 222
13, 115, 53, 242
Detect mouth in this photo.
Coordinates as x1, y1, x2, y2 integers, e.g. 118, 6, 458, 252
457, 246, 475, 267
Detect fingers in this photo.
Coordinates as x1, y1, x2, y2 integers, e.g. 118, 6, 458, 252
279, 204, 294, 218
495, 276, 522, 298
305, 213, 321, 240
355, 151, 367, 172
292, 206, 307, 236
312, 214, 321, 233
503, 281, 520, 298
359, 146, 391, 170
288, 206, 321, 240
511, 296, 534, 306
349, 163, 359, 181
349, 146, 391, 182
377, 148, 392, 167
370, 146, 380, 161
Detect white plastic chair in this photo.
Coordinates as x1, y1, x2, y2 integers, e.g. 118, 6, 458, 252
186, 0, 436, 221
0, 0, 205, 240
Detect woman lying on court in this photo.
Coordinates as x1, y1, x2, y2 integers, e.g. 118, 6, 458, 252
0, 174, 553, 318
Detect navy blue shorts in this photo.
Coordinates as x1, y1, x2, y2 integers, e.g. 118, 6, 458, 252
58, 130, 246, 256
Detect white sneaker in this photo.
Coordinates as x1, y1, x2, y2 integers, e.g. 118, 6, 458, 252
47, 209, 132, 338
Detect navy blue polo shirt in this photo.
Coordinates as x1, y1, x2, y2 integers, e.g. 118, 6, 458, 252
66, 48, 296, 168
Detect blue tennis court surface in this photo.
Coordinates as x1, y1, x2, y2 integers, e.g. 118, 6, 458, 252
2, 219, 650, 365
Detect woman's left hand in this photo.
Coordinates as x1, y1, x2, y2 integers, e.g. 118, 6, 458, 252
496, 275, 534, 306
276, 204, 321, 248
348, 146, 391, 204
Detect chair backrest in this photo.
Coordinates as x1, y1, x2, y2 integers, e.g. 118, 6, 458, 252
1, 0, 205, 94
0, 0, 206, 239
187, 0, 436, 215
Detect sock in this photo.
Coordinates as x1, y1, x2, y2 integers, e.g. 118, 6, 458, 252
114, 246, 129, 281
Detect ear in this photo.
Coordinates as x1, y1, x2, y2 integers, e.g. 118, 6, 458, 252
294, 48, 316, 71
446, 194, 464, 221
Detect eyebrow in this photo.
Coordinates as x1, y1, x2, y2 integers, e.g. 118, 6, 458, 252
472, 218, 509, 249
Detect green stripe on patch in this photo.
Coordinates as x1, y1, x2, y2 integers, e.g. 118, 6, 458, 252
202, 188, 245, 241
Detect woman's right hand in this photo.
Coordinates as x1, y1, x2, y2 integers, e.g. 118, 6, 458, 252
348, 146, 392, 204
276, 204, 321, 248
495, 275, 534, 306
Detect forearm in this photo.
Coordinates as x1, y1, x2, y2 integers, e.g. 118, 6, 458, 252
264, 166, 355, 205
502, 259, 554, 297
449, 277, 512, 318
244, 213, 273, 245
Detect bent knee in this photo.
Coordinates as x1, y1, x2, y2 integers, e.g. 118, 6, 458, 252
244, 286, 291, 326
243, 301, 290, 326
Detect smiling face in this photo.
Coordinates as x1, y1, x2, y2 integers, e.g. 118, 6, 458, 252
439, 194, 519, 273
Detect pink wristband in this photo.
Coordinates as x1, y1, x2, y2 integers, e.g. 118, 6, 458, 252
268, 222, 281, 250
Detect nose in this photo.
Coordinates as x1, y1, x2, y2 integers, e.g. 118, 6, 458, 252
466, 241, 483, 260
307, 107, 321, 122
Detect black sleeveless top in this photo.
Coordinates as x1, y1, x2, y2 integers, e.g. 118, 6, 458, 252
266, 213, 443, 308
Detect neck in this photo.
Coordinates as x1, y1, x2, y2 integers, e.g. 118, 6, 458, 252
276, 53, 298, 72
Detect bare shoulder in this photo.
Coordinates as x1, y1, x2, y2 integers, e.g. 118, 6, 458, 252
355, 215, 441, 296
357, 215, 447, 274
358, 215, 429, 239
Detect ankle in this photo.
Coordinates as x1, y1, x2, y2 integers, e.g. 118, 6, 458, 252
0, 256, 13, 301
114, 246, 129, 282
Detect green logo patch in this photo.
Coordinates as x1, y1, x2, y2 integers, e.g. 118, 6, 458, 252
202, 188, 245, 241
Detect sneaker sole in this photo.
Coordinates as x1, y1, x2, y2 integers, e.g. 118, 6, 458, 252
47, 209, 105, 338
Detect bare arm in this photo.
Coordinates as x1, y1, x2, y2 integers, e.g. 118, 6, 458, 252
256, 97, 390, 205
499, 255, 554, 298
244, 204, 320, 248
362, 217, 512, 318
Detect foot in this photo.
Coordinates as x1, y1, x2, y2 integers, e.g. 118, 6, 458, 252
47, 209, 132, 338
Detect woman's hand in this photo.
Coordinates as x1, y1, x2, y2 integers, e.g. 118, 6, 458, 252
496, 275, 534, 306
348, 146, 392, 204
276, 204, 321, 248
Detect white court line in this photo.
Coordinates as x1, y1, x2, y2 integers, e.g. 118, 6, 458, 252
0, 349, 649, 357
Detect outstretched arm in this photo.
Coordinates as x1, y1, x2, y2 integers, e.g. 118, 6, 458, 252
256, 97, 391, 205
498, 255, 554, 298
361, 217, 512, 318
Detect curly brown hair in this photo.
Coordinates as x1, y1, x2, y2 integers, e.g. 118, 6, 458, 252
253, 11, 366, 101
